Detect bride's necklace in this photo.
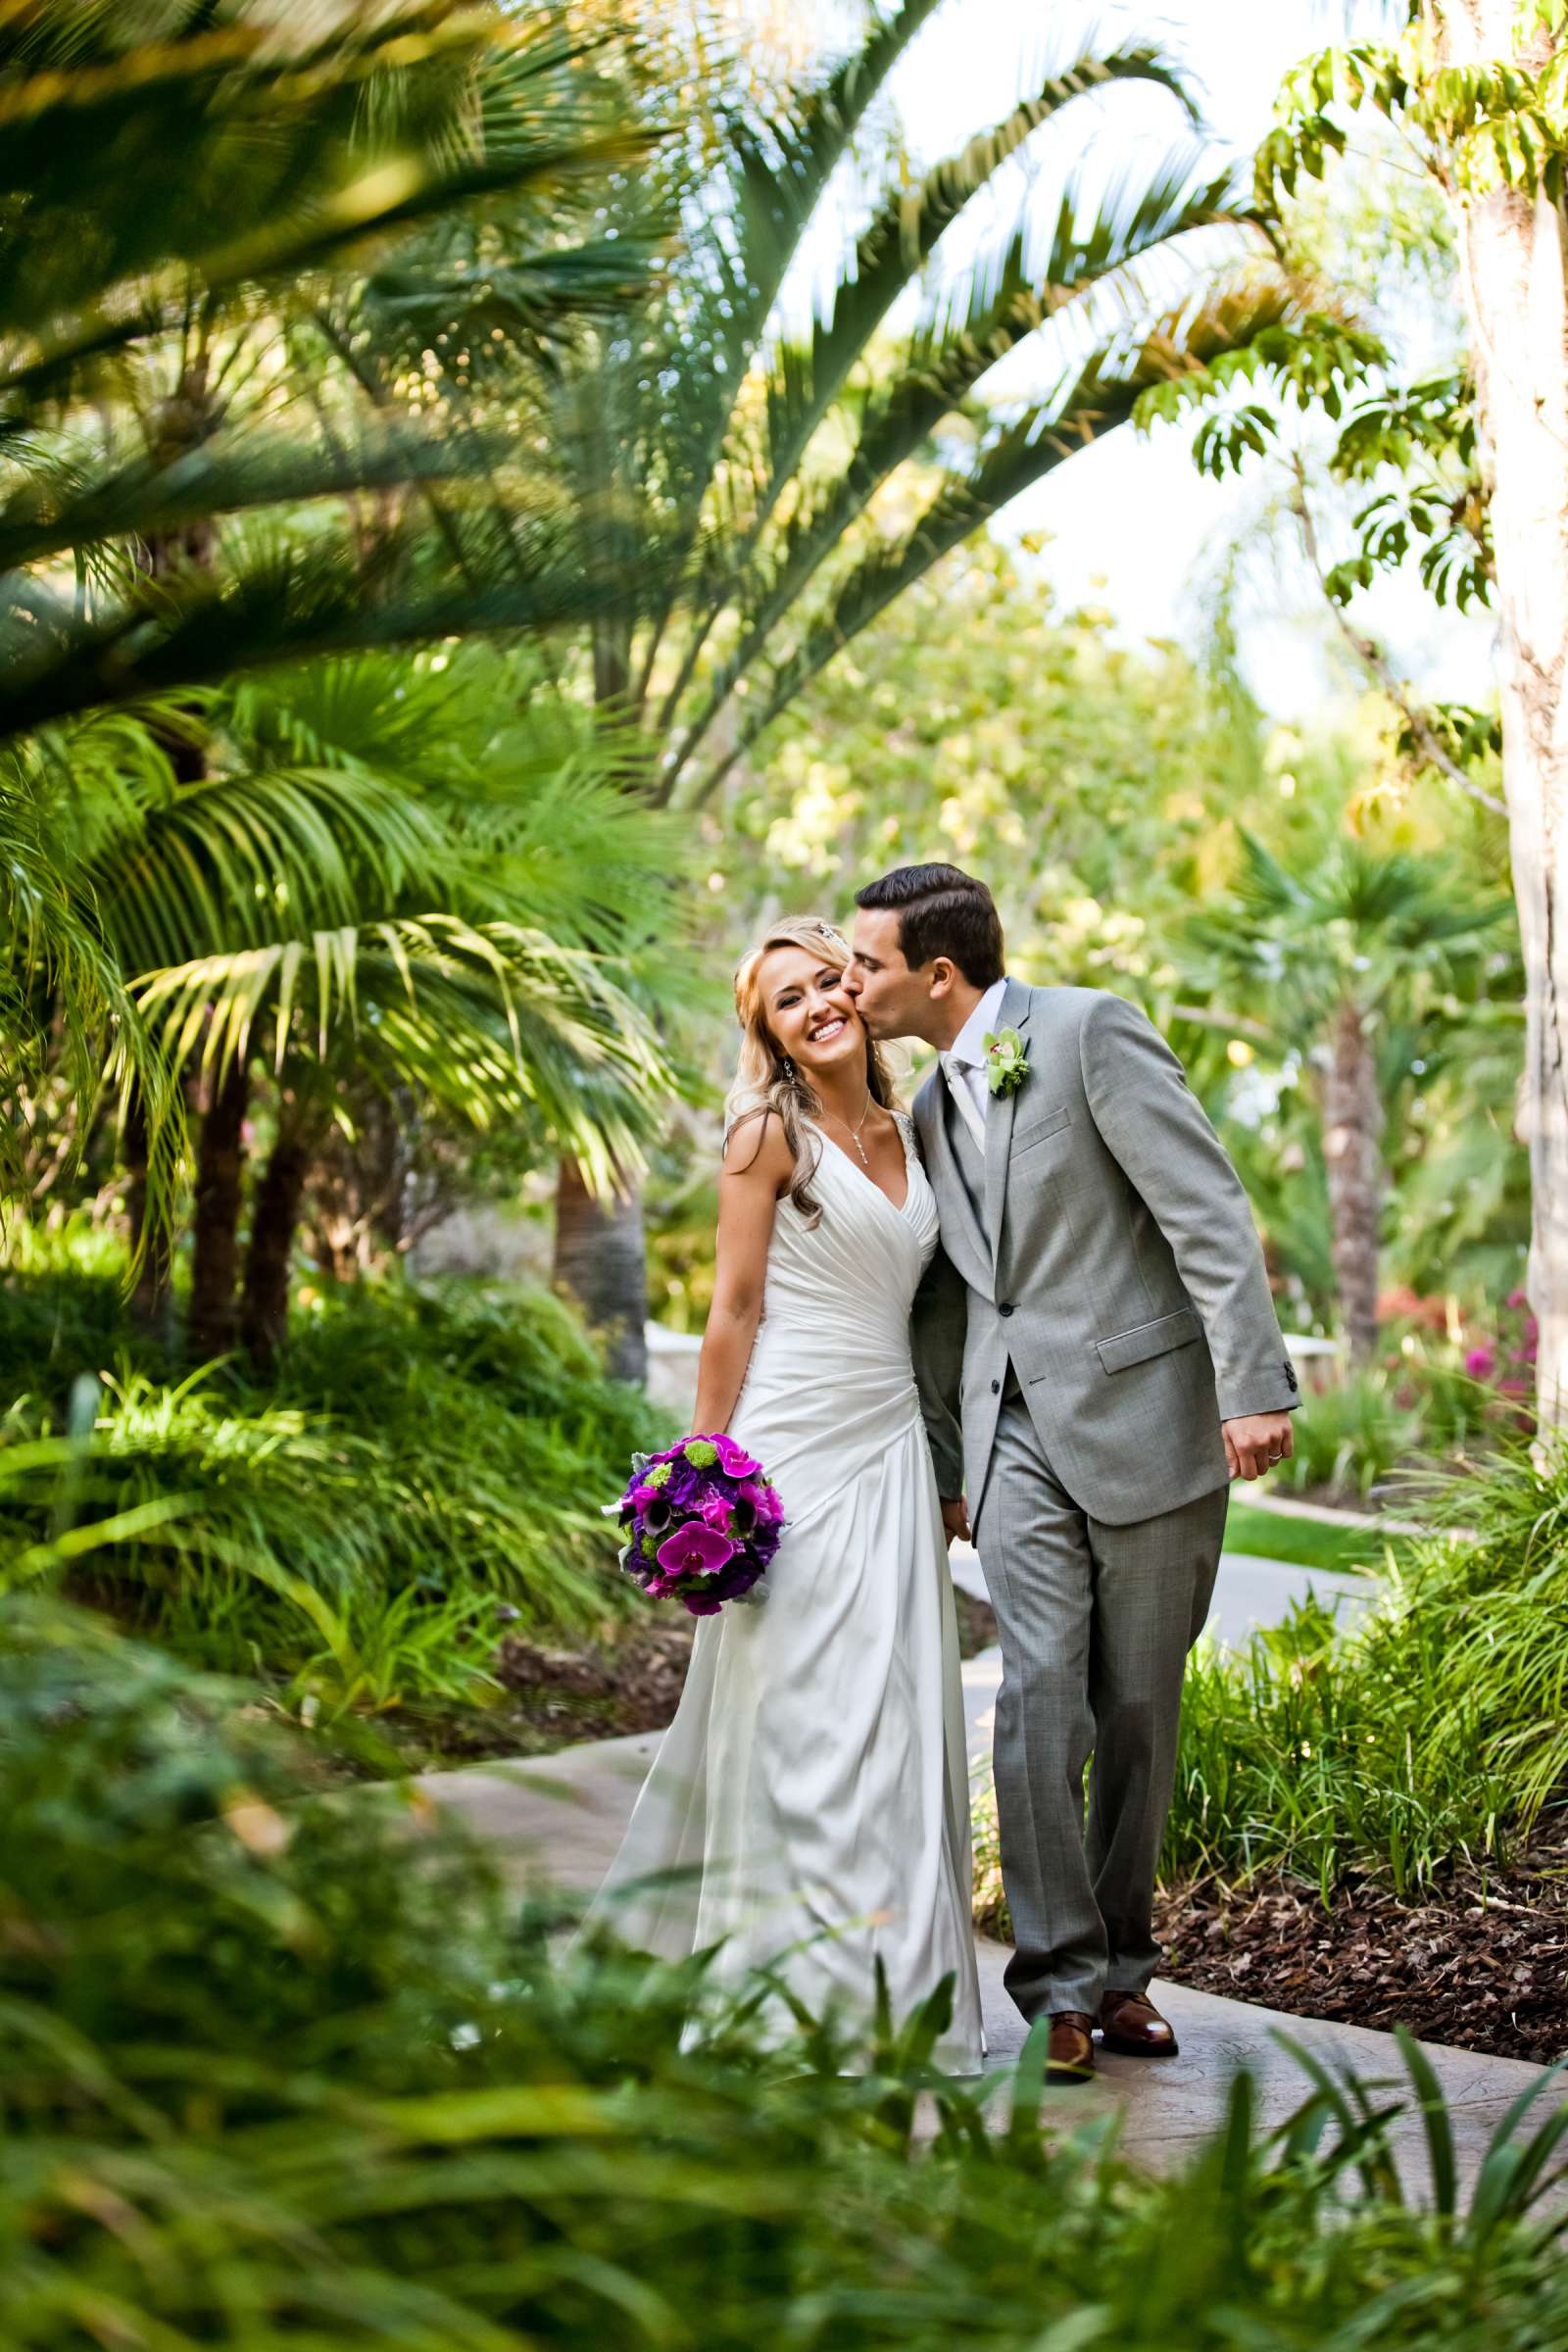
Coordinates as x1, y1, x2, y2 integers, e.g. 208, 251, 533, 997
823, 1090, 874, 1168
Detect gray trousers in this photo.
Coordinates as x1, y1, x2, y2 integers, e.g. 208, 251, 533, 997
974, 1383, 1227, 2021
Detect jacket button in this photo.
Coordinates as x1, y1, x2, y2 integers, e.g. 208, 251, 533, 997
999, 1302, 1015, 1317
991, 1379, 1001, 1395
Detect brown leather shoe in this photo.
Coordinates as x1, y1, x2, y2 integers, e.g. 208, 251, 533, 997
1099, 1988, 1179, 2057
1045, 2011, 1096, 2084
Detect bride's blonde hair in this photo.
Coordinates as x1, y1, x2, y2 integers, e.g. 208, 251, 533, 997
727, 915, 897, 1225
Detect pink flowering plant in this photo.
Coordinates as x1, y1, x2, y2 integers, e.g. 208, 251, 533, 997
608, 1433, 784, 1616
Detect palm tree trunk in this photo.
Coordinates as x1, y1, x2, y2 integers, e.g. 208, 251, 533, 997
187, 1058, 250, 1361
553, 1157, 648, 1385
123, 1084, 175, 1349
1438, 0, 1568, 1430
553, 603, 649, 1383
1323, 1000, 1384, 1365
240, 1102, 314, 1368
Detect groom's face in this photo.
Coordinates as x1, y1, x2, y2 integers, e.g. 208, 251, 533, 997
846, 908, 935, 1042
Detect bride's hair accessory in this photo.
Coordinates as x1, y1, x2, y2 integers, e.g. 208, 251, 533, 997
609, 1433, 785, 1616
726, 914, 896, 1225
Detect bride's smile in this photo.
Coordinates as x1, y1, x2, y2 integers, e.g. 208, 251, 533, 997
764, 950, 865, 1079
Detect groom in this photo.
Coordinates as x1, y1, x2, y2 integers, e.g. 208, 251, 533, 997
846, 862, 1298, 2083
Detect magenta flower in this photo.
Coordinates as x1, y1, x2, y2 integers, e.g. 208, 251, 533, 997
712, 1433, 761, 1479
739, 1479, 782, 1526
656, 1523, 737, 1579
1464, 1346, 1496, 1381
1507, 1287, 1529, 1309
698, 1491, 735, 1535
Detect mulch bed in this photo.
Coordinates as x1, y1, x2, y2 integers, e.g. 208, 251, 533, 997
1155, 1820, 1568, 2067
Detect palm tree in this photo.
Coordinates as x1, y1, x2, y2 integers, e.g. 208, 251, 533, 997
510, 5, 1306, 1376
1180, 828, 1512, 1361
0, 1, 673, 1260
0, 3, 665, 728
32, 654, 681, 1363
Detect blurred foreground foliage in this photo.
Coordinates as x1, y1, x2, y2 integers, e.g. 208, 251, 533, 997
0, 1593, 1564, 2350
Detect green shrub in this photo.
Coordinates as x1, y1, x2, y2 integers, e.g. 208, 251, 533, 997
1280, 1365, 1424, 1497
0, 1239, 675, 1707
2, 1596, 1566, 2350
1166, 1442, 1568, 1893
973, 1442, 1568, 1910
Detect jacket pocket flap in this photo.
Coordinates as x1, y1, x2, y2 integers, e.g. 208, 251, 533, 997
1012, 1103, 1071, 1152
1096, 1307, 1201, 1375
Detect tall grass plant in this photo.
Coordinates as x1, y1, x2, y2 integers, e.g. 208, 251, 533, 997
1164, 1442, 1568, 1893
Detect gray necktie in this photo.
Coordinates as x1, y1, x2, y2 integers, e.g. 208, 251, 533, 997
944, 1054, 986, 1149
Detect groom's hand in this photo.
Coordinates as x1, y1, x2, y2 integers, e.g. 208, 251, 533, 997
1222, 1411, 1295, 1482
940, 1497, 971, 1547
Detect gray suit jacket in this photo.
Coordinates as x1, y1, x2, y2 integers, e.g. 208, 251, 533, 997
911, 978, 1298, 1528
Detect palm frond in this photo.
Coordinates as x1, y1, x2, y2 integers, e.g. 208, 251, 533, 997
0, 516, 661, 743
95, 766, 454, 975
755, 40, 1208, 520
665, 147, 1254, 782
0, 7, 657, 404
682, 268, 1299, 806
0, 425, 513, 578
0, 742, 184, 1232
132, 917, 677, 1186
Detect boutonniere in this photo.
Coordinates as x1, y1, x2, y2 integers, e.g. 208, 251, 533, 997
982, 1027, 1030, 1098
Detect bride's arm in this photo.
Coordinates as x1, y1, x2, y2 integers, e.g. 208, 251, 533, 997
688, 1113, 791, 1435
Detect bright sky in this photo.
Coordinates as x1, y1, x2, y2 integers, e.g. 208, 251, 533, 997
798, 0, 1495, 717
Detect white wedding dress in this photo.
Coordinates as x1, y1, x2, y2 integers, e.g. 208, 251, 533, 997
586, 1115, 983, 2073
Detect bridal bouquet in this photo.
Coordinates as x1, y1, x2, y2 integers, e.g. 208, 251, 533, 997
610, 1433, 784, 1617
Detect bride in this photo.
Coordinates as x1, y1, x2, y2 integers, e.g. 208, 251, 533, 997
585, 915, 983, 2072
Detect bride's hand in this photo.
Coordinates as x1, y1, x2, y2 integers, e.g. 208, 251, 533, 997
940, 1496, 971, 1548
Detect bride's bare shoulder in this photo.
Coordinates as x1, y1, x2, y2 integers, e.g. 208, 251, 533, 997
721, 1106, 794, 1189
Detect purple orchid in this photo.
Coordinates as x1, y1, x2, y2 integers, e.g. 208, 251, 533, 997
656, 1523, 737, 1580
712, 1433, 761, 1480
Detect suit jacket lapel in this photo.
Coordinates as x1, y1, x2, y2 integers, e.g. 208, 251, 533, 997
914, 1075, 992, 1296
983, 977, 1033, 1254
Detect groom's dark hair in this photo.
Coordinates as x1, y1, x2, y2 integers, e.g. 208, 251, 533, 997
855, 863, 1004, 988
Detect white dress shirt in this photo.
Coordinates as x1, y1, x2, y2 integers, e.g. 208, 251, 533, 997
940, 978, 1008, 1150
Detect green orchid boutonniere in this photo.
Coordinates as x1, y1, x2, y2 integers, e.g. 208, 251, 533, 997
982, 1027, 1030, 1098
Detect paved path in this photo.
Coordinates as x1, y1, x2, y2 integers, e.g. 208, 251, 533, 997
416, 1712, 1553, 2195
950, 1537, 1375, 1648
409, 1524, 1550, 2196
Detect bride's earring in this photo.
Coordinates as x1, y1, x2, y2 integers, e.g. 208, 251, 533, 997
780, 1056, 795, 1081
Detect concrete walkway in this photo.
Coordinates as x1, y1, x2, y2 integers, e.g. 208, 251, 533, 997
409, 1515, 1551, 2196
417, 1687, 1555, 2195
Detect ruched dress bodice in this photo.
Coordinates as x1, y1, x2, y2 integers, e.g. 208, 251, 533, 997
728, 1120, 940, 1526
585, 1113, 983, 2074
